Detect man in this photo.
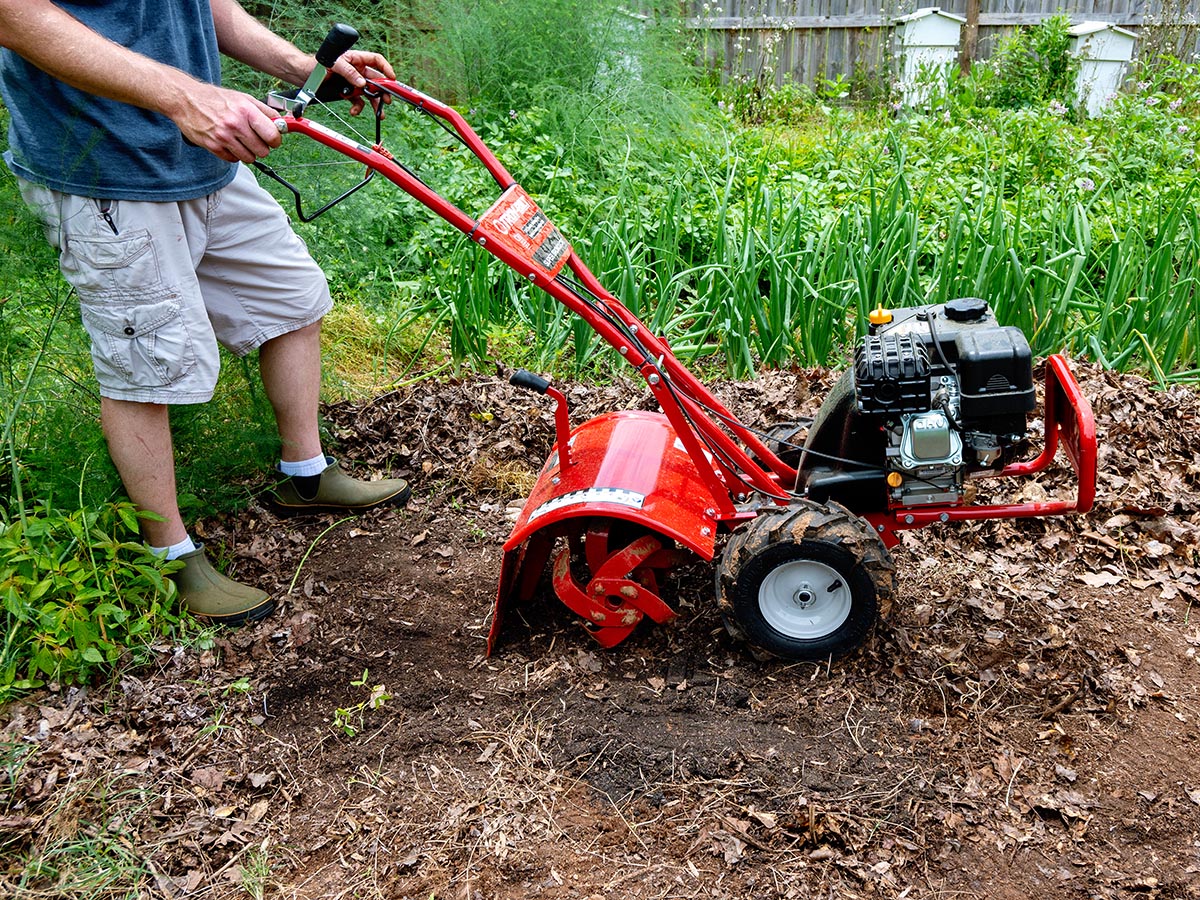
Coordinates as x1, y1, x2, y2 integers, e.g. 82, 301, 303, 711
0, 1, 409, 625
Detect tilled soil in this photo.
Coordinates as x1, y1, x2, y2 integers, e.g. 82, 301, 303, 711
4, 363, 1200, 899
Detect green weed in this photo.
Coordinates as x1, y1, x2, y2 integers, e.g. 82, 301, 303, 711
0, 502, 186, 698
331, 668, 392, 737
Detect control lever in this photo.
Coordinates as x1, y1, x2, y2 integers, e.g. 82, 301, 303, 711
268, 23, 359, 116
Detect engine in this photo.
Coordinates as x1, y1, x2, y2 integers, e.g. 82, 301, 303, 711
800, 298, 1034, 512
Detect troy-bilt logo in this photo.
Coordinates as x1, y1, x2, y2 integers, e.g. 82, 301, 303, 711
492, 192, 534, 235
477, 185, 571, 278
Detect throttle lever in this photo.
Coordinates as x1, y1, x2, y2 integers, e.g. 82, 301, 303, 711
268, 23, 359, 117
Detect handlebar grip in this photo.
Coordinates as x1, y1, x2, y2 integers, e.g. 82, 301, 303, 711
315, 23, 359, 68
510, 369, 551, 395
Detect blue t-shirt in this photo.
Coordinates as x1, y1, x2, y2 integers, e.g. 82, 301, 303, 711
0, 0, 236, 201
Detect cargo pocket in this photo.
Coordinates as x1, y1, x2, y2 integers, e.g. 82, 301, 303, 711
80, 291, 197, 389
60, 228, 161, 295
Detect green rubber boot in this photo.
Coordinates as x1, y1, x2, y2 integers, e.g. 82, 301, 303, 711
173, 546, 274, 626
269, 456, 411, 515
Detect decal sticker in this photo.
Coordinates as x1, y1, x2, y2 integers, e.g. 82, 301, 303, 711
527, 488, 646, 522
476, 185, 571, 278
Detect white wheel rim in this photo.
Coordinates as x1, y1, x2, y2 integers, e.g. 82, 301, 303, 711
759, 558, 851, 640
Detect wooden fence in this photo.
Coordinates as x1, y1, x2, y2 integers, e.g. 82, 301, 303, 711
660, 0, 1200, 90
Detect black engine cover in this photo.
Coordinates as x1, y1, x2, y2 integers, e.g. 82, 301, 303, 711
797, 299, 1035, 512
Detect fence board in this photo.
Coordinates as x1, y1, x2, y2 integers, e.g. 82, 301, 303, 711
680, 0, 1198, 88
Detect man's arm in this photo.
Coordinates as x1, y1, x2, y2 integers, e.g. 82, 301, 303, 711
0, 0, 394, 164
0, 0, 283, 163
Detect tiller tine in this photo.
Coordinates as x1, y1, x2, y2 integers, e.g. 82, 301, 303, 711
487, 408, 721, 655
551, 528, 679, 648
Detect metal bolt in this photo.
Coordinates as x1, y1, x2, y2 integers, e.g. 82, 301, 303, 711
705, 508, 715, 517
700, 526, 711, 537
630, 324, 638, 333
527, 272, 537, 281
551, 476, 560, 486
619, 346, 628, 355
904, 514, 914, 525
648, 374, 660, 385
477, 236, 487, 246
939, 512, 949, 523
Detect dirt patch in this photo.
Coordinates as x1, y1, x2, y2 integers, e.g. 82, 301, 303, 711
4, 364, 1200, 899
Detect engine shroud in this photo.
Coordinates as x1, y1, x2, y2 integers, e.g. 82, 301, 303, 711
800, 299, 1034, 513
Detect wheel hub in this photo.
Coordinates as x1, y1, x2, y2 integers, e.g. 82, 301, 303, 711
760, 559, 851, 640
792, 586, 817, 608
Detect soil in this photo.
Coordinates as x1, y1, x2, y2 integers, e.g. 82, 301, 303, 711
4, 363, 1200, 899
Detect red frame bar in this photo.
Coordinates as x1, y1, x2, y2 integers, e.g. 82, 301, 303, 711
865, 354, 1097, 545
280, 82, 797, 518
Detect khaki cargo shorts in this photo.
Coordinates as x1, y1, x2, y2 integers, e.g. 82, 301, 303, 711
18, 164, 334, 404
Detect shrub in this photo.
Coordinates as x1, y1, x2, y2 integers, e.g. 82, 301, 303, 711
966, 15, 1079, 112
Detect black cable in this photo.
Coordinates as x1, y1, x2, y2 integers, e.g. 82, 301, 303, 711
368, 82, 472, 152
925, 311, 966, 432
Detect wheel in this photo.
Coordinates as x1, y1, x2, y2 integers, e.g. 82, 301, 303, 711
716, 501, 895, 661
756, 421, 809, 470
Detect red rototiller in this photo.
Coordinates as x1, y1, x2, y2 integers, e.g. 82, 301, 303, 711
265, 27, 1097, 661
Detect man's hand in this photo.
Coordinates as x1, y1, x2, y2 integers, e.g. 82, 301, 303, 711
323, 48, 396, 116
170, 84, 283, 164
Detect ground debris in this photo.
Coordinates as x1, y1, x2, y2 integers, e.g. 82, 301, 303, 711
6, 364, 1200, 899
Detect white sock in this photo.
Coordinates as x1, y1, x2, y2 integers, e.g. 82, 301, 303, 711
279, 452, 328, 478
150, 536, 198, 560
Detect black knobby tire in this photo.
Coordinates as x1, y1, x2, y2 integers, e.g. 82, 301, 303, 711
716, 501, 895, 661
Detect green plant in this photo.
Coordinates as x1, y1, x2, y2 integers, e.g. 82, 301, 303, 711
4, 767, 161, 899
0, 501, 186, 698
240, 847, 274, 900
965, 15, 1079, 112
331, 668, 392, 737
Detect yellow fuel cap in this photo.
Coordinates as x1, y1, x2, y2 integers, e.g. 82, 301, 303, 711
886, 471, 904, 488
870, 305, 893, 326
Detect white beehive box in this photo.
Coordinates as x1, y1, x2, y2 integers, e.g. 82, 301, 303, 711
893, 8, 966, 107
1068, 21, 1138, 117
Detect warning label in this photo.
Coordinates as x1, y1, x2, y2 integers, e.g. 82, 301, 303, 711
476, 185, 571, 279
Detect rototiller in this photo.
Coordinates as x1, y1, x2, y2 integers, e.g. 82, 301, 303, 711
267, 27, 1097, 661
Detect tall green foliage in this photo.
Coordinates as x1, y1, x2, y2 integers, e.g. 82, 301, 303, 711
0, 502, 187, 699
405, 0, 707, 173
965, 15, 1079, 111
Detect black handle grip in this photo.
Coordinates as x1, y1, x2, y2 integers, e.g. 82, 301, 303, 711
315, 23, 359, 68
510, 369, 550, 395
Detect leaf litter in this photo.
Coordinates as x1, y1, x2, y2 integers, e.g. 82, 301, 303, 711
3, 363, 1200, 899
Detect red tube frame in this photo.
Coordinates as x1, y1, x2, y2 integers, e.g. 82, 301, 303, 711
277, 82, 1096, 533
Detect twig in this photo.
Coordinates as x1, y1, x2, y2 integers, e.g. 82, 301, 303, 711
1004, 758, 1025, 810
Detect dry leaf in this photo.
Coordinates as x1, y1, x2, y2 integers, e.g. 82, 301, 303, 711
1079, 571, 1123, 587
